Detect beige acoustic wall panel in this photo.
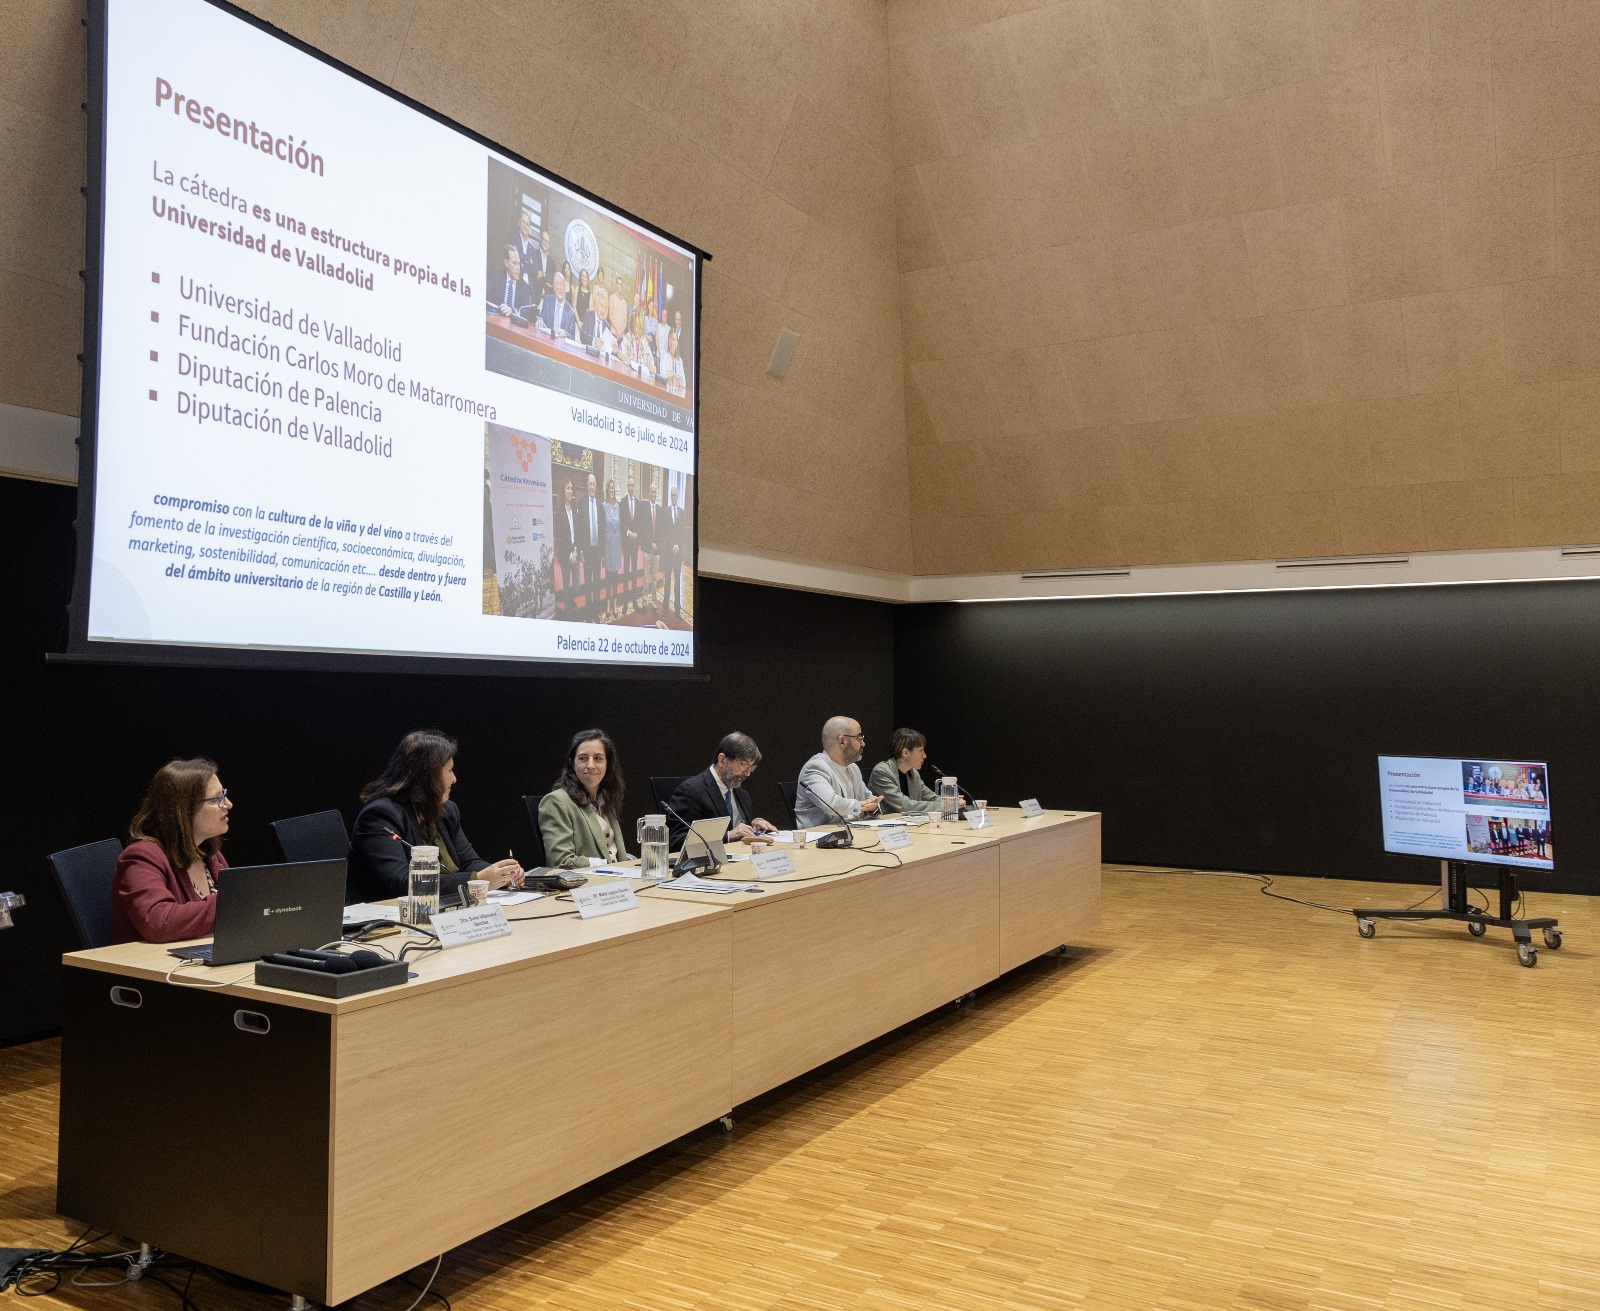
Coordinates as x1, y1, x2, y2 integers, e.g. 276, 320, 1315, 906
891, 0, 1600, 575
3, 0, 910, 575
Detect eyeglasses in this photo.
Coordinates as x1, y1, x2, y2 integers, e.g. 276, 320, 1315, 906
202, 789, 231, 807
841, 733, 865, 742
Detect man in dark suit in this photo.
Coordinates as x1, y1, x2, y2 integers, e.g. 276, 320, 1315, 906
665, 732, 778, 850
577, 471, 603, 618
537, 271, 578, 340
620, 474, 644, 613
508, 211, 538, 298
552, 478, 578, 614
533, 228, 554, 300
487, 246, 533, 318
673, 307, 690, 373
664, 483, 686, 618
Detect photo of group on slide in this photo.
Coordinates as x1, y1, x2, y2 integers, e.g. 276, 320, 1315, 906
1466, 814, 1552, 864
483, 158, 694, 405
482, 423, 693, 629
1461, 761, 1547, 804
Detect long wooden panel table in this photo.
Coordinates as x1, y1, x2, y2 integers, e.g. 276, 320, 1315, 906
56, 808, 1100, 1304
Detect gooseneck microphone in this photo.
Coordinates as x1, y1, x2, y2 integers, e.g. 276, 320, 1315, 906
381, 824, 413, 852
795, 778, 855, 850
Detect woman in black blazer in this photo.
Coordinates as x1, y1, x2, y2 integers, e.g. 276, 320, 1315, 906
346, 730, 523, 903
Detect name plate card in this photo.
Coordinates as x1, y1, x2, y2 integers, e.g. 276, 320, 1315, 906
429, 904, 512, 948
1020, 798, 1044, 818
750, 848, 797, 877
571, 882, 639, 919
964, 809, 995, 830
879, 825, 912, 850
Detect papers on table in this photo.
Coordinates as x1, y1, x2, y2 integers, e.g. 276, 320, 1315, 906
343, 902, 400, 922
487, 890, 545, 905
663, 875, 759, 894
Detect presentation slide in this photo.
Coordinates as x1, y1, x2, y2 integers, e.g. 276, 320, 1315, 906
1378, 756, 1552, 870
83, 0, 699, 668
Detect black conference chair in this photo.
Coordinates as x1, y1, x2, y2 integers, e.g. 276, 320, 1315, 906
271, 810, 350, 864
650, 776, 689, 812
48, 838, 124, 950
520, 795, 549, 869
777, 782, 801, 830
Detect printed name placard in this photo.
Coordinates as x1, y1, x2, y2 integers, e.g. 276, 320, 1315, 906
879, 825, 912, 850
429, 904, 512, 948
571, 882, 639, 919
750, 848, 798, 877
964, 809, 995, 830
1020, 798, 1044, 818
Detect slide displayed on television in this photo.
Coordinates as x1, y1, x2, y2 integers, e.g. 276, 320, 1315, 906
86, 0, 698, 667
1378, 756, 1552, 870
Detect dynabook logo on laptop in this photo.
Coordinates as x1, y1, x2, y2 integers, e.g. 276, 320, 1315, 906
262, 905, 303, 917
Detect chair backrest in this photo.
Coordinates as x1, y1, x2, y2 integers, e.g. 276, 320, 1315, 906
270, 810, 350, 864
650, 775, 690, 812
777, 781, 800, 830
48, 838, 124, 950
520, 795, 549, 868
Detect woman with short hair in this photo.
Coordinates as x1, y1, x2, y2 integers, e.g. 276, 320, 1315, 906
346, 730, 522, 903
868, 728, 944, 815
539, 729, 630, 869
111, 758, 234, 943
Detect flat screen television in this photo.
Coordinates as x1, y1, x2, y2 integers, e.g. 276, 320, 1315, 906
1378, 755, 1551, 870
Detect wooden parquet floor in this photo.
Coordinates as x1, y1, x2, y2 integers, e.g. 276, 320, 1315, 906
4, 869, 1598, 1311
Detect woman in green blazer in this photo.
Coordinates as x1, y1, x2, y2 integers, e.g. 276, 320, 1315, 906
539, 728, 631, 869
868, 728, 950, 815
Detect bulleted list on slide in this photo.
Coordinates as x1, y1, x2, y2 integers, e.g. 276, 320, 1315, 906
89, 0, 698, 667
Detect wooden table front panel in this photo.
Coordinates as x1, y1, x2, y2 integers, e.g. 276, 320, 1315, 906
325, 916, 733, 1303
997, 815, 1103, 973
730, 844, 999, 1105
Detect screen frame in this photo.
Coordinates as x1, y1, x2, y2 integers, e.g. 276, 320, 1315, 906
67, 0, 708, 681
1377, 752, 1553, 871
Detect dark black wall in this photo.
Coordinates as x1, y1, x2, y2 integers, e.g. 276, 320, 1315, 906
1, 476, 895, 1043
896, 586, 1600, 896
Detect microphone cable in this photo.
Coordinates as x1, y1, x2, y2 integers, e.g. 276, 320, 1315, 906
1103, 864, 1443, 917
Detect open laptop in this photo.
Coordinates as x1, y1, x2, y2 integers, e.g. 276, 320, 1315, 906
678, 817, 730, 872
168, 860, 347, 966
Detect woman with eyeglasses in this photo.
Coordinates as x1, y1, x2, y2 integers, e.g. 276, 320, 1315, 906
110, 758, 234, 943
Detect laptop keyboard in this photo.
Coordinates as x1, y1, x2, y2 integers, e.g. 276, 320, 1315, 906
169, 943, 214, 963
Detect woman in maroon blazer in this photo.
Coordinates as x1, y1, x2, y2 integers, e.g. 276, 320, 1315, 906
111, 758, 234, 944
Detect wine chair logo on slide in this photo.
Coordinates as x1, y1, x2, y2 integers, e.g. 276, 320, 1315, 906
564, 219, 599, 280
509, 434, 537, 473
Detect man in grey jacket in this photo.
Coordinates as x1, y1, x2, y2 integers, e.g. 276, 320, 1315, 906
795, 716, 882, 828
